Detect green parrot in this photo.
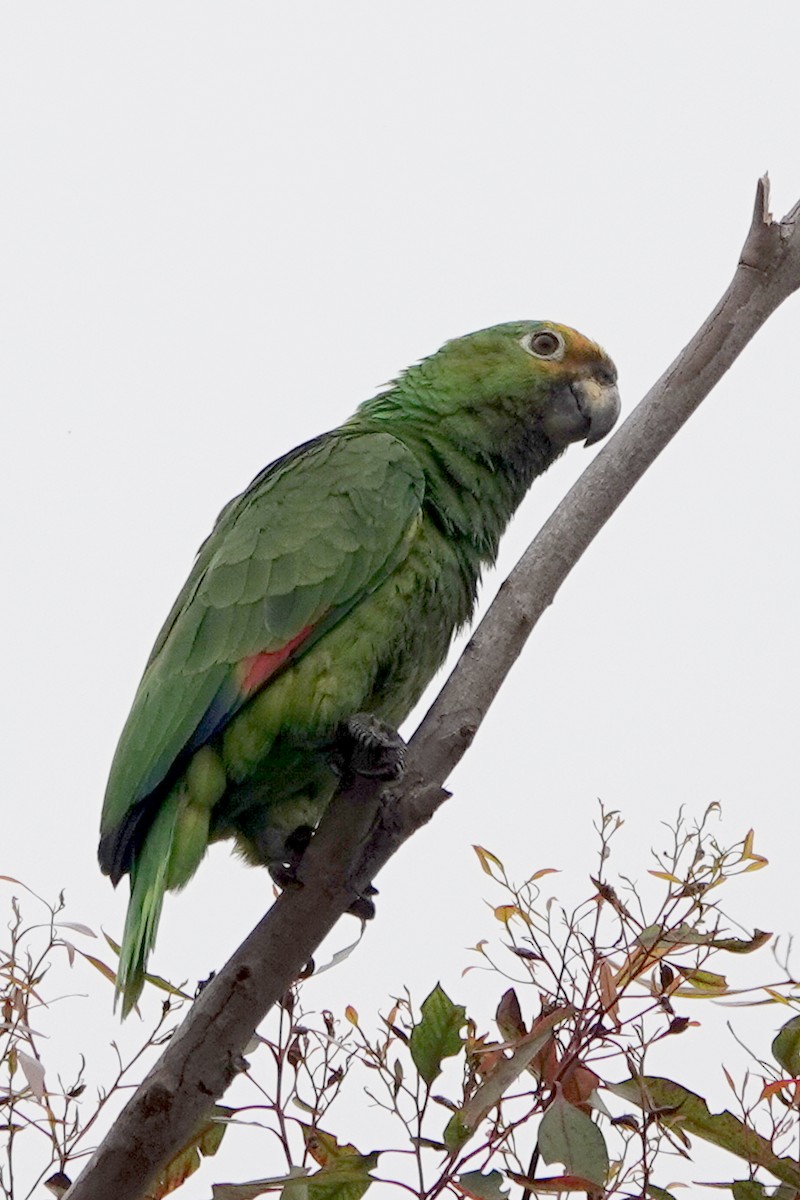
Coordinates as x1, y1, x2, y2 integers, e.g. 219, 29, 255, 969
100, 321, 620, 1014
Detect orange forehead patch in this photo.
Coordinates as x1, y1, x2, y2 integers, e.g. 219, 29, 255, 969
550, 324, 608, 365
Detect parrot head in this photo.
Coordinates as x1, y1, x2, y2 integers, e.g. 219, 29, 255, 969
425, 320, 621, 450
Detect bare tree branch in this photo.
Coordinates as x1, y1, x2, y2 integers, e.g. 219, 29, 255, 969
65, 176, 800, 1200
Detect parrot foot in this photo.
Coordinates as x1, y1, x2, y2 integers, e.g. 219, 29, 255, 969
269, 823, 378, 920
339, 712, 406, 780
268, 824, 314, 890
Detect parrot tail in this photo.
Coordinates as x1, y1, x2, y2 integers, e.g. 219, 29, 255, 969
116, 793, 181, 1017
115, 760, 221, 1016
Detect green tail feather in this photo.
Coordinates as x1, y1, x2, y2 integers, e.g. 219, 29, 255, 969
116, 783, 214, 1017
116, 795, 180, 1017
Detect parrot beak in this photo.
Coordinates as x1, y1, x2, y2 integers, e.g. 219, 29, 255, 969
541, 374, 621, 449
572, 377, 621, 447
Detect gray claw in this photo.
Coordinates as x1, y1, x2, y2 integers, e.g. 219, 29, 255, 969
343, 713, 406, 779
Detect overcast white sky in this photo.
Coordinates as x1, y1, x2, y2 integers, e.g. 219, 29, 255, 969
4, 3, 800, 1196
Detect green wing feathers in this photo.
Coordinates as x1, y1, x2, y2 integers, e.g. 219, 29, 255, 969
102, 430, 425, 1011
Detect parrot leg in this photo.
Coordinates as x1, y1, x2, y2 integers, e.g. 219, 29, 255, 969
268, 824, 314, 889
268, 824, 377, 918
334, 712, 406, 919
269, 715, 404, 915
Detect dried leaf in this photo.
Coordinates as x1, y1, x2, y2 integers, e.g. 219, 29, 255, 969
75, 951, 118, 986
57, 922, 96, 938
44, 1172, 72, 1198
506, 1171, 603, 1193
495, 989, 526, 1041
598, 960, 620, 1028
17, 1051, 46, 1102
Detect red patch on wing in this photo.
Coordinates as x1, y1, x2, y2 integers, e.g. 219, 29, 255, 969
239, 626, 314, 696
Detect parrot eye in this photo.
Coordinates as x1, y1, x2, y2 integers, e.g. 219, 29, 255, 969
521, 329, 565, 360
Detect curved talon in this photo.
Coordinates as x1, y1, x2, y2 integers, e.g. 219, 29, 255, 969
341, 712, 406, 779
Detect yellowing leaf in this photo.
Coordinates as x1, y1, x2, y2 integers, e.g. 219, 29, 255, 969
298, 1126, 379, 1200
147, 1106, 232, 1199
493, 905, 520, 925
527, 868, 560, 883
763, 989, 793, 1006
679, 969, 728, 995
473, 846, 504, 878
648, 871, 683, 884
741, 830, 768, 870
344, 1006, 359, 1026
301, 1125, 373, 1167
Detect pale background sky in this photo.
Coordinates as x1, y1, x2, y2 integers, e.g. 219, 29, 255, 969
3, 3, 800, 1196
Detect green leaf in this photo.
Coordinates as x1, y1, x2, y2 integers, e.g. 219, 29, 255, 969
708, 930, 772, 954
455, 1169, 510, 1200
658, 925, 771, 954
645, 1187, 679, 1200
637, 924, 663, 949
772, 1015, 800, 1076
730, 1182, 770, 1200
610, 1076, 800, 1190
409, 984, 466, 1086
224, 1157, 374, 1200
305, 1161, 376, 1200
536, 1092, 609, 1187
